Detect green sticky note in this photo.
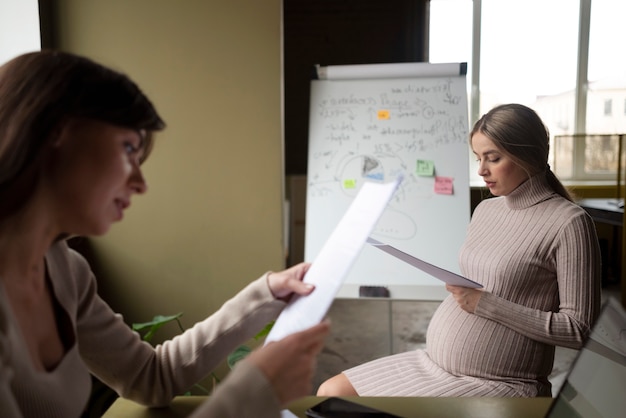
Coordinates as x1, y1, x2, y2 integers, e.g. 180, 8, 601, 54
343, 179, 357, 189
417, 159, 435, 176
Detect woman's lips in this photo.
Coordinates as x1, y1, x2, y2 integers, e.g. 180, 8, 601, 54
114, 199, 130, 220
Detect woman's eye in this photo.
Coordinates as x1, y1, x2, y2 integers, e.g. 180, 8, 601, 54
488, 157, 500, 163
124, 142, 139, 154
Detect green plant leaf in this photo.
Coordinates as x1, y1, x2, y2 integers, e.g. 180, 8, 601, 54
253, 320, 275, 340
227, 345, 252, 369
132, 313, 184, 342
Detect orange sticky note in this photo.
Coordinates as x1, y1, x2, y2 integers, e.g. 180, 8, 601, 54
377, 110, 390, 120
434, 176, 453, 195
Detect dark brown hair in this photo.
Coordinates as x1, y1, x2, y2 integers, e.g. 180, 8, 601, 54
0, 50, 165, 216
470, 103, 572, 201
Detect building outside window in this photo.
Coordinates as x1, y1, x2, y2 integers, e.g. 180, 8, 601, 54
605, 99, 613, 117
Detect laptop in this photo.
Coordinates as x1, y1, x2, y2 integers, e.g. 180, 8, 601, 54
545, 297, 626, 417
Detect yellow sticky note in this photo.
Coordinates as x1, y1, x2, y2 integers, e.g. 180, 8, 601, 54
377, 110, 390, 120
343, 179, 357, 189
416, 160, 435, 176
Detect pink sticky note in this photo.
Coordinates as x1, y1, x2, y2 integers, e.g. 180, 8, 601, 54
434, 176, 453, 195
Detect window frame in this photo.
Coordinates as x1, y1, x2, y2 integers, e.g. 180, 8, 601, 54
465, 0, 623, 184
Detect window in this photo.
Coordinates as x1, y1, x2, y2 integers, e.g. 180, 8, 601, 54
0, 0, 40, 65
429, 0, 626, 184
554, 134, 625, 181
604, 99, 613, 117
587, 0, 626, 134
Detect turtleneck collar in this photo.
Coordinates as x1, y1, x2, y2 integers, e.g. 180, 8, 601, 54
504, 173, 557, 210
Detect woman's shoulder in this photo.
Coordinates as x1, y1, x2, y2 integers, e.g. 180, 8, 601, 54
529, 195, 596, 237
46, 240, 96, 310
544, 195, 590, 218
47, 240, 92, 279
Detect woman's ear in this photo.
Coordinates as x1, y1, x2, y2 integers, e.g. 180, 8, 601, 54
48, 118, 71, 148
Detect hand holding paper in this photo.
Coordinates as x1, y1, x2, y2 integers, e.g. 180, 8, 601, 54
265, 177, 402, 344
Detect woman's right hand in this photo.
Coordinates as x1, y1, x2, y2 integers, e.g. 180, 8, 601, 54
445, 284, 483, 313
245, 320, 331, 406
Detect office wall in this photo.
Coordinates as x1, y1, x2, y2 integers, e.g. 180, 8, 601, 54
283, 0, 428, 175
53, 0, 285, 346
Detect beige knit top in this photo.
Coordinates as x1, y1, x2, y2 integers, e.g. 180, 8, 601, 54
0, 240, 287, 417
426, 174, 602, 395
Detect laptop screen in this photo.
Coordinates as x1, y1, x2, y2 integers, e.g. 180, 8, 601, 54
546, 297, 626, 418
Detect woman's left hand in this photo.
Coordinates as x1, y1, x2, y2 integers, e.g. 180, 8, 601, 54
445, 284, 482, 313
267, 262, 314, 302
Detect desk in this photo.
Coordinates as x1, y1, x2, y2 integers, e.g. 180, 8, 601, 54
102, 396, 553, 418
578, 198, 624, 287
578, 198, 626, 306
578, 198, 624, 227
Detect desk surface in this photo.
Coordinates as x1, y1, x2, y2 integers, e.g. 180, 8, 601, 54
578, 198, 624, 226
102, 396, 553, 418
578, 197, 624, 211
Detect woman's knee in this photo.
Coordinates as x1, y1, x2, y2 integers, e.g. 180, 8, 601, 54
316, 373, 358, 396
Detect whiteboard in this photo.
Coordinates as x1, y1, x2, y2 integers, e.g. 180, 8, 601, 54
305, 62, 470, 300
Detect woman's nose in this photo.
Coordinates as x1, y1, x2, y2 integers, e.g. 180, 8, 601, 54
477, 162, 488, 177
129, 165, 148, 194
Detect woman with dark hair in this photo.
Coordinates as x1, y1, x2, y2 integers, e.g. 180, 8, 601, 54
318, 103, 601, 398
0, 50, 329, 418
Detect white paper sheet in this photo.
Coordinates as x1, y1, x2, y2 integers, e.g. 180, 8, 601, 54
366, 237, 482, 288
265, 177, 402, 343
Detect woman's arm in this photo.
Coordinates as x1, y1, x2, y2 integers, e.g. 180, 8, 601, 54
65, 247, 286, 405
454, 212, 602, 349
190, 321, 330, 418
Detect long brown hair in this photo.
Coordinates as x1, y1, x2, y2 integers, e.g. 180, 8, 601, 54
470, 103, 572, 201
0, 50, 165, 217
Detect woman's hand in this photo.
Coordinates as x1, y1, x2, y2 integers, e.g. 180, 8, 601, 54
267, 262, 314, 302
245, 320, 330, 406
445, 284, 483, 313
